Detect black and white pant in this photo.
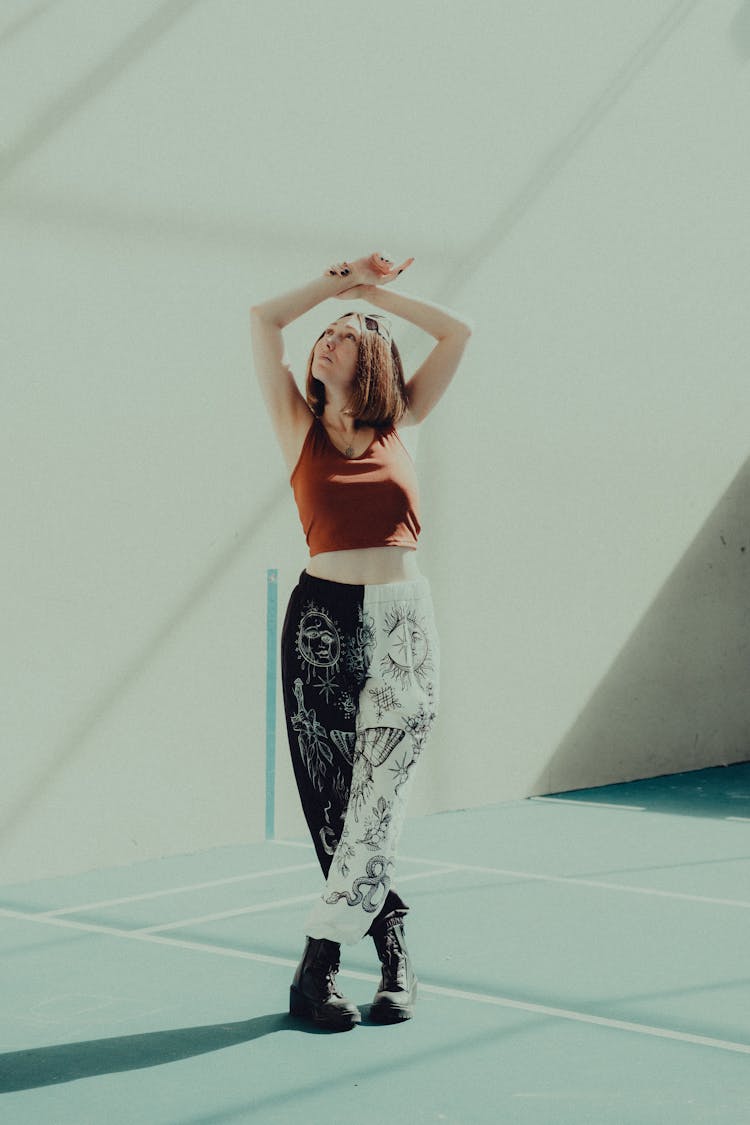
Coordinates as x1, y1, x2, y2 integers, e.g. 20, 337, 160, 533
281, 571, 440, 945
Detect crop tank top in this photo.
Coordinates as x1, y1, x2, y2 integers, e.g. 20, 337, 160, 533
290, 416, 421, 556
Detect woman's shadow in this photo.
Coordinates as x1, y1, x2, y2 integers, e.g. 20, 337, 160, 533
0, 1009, 362, 1094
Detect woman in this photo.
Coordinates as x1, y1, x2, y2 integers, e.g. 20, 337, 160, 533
250, 252, 471, 1030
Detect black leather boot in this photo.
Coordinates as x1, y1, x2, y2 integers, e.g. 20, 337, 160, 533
370, 914, 417, 1023
289, 936, 361, 1030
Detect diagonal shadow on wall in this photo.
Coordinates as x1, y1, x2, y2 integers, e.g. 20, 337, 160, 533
535, 455, 750, 796
0, 488, 285, 856
432, 0, 701, 309
0, 0, 201, 186
0, 0, 60, 48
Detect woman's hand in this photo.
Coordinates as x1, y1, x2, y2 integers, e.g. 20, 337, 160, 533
325, 252, 415, 289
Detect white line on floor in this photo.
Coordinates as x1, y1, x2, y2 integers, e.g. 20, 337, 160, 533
401, 853, 750, 910
134, 891, 320, 932
38, 863, 320, 918
272, 838, 750, 909
24, 835, 750, 932
133, 866, 460, 934
417, 982, 750, 1056
2, 904, 750, 1058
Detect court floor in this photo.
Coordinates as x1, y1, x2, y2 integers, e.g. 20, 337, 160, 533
2, 762, 750, 1124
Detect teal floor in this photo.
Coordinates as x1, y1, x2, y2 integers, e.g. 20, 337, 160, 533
2, 763, 750, 1124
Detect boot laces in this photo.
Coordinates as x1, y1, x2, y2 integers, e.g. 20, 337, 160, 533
383, 936, 408, 991
312, 952, 342, 998
323, 968, 342, 997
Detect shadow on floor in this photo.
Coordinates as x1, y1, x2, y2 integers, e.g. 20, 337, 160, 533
545, 761, 750, 819
0, 1011, 345, 1094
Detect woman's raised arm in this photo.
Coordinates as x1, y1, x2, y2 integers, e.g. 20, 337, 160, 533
250, 273, 347, 470
327, 259, 473, 426
250, 255, 415, 467
362, 286, 473, 425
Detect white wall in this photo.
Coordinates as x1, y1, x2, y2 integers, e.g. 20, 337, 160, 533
2, 0, 749, 883
415, 0, 750, 809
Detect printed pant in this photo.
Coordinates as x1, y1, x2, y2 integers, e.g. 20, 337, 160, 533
281, 571, 440, 945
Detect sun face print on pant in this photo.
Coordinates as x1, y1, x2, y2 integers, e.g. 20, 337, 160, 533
281, 571, 439, 945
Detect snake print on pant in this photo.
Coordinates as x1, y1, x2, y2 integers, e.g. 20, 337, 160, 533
281, 570, 440, 946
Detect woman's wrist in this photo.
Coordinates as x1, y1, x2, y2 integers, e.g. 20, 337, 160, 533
364, 284, 401, 312
354, 282, 378, 300
363, 283, 391, 306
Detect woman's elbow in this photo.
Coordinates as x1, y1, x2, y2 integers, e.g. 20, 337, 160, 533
250, 305, 284, 331
443, 319, 473, 342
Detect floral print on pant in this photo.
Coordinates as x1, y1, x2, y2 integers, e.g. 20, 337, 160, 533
281, 570, 440, 945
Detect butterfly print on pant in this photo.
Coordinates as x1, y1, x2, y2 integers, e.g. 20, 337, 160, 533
281, 572, 440, 945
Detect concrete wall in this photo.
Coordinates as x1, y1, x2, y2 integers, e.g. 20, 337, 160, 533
2, 0, 748, 883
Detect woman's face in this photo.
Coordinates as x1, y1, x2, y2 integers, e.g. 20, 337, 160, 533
311, 316, 361, 391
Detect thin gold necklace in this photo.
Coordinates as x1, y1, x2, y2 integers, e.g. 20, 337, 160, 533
324, 419, 358, 458
338, 433, 357, 458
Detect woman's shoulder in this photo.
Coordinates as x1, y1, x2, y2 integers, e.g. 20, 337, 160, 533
386, 419, 419, 464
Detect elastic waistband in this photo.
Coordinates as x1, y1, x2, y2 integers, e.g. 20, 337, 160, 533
298, 570, 431, 603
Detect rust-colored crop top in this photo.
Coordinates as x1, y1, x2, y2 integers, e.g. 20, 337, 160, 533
290, 416, 421, 556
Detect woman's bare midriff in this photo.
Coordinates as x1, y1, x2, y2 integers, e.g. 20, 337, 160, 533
305, 546, 420, 585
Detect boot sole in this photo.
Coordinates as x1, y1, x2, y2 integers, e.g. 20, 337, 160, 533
289, 985, 361, 1030
370, 980, 418, 1024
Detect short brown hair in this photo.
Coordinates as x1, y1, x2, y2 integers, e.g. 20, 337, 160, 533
305, 313, 408, 428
